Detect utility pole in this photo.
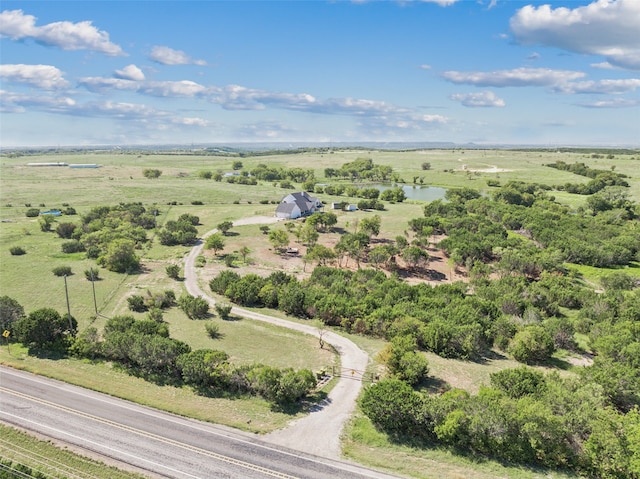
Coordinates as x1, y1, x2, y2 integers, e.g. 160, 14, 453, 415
90, 270, 98, 315
63, 275, 73, 331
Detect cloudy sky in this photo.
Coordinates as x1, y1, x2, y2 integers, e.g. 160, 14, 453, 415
1, 0, 639, 147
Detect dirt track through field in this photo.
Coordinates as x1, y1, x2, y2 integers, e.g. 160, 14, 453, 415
183, 216, 370, 459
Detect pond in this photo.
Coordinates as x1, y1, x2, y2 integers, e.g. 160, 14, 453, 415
375, 184, 447, 202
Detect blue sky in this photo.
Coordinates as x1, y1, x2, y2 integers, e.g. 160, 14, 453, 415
1, 0, 639, 147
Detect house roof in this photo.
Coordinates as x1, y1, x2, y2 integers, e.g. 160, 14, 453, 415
276, 203, 298, 215
285, 191, 318, 212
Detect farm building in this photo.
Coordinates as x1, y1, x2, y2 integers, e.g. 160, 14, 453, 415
69, 164, 101, 168
275, 191, 321, 219
27, 162, 68, 167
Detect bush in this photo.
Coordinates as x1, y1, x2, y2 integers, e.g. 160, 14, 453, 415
9, 246, 26, 255
166, 264, 181, 280
143, 168, 162, 179
127, 295, 147, 312
25, 208, 40, 217
178, 294, 209, 320
214, 303, 233, 320
56, 222, 77, 239
509, 326, 555, 364
191, 200, 204, 205
52, 266, 72, 277
84, 267, 100, 281
205, 322, 221, 339
61, 240, 85, 253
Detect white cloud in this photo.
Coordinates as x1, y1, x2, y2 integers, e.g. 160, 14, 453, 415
420, 64, 432, 70
0, 9, 124, 56
510, 0, 640, 70
140, 80, 208, 97
148, 46, 207, 66
78, 77, 140, 92
450, 91, 506, 107
0, 64, 69, 89
114, 64, 145, 81
591, 61, 616, 70
0, 89, 75, 113
552, 78, 640, 94
576, 98, 640, 108
418, 0, 460, 6
441, 67, 585, 87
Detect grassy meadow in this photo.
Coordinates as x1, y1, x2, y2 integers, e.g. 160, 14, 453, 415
1, 147, 639, 478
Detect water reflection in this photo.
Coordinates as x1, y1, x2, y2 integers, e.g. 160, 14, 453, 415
375, 184, 447, 202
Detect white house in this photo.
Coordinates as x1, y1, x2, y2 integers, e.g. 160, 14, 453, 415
275, 191, 321, 219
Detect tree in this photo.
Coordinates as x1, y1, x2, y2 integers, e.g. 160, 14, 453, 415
359, 379, 426, 436
0, 296, 25, 332
38, 214, 56, 232
205, 233, 225, 255
509, 326, 555, 364
360, 215, 381, 238
98, 238, 140, 273
238, 246, 251, 263
421, 162, 431, 170
214, 303, 233, 320
217, 221, 234, 236
304, 244, 336, 267
166, 264, 181, 280
178, 349, 230, 388
232, 160, 243, 170
178, 294, 210, 320
56, 222, 77, 239
299, 223, 319, 246
380, 335, 429, 385
402, 245, 429, 270
268, 229, 290, 253
14, 308, 76, 349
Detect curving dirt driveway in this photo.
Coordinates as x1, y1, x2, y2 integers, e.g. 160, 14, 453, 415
183, 217, 370, 459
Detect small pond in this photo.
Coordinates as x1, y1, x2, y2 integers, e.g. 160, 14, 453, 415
375, 184, 447, 202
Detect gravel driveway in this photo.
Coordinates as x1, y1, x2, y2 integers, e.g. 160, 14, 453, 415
183, 217, 370, 459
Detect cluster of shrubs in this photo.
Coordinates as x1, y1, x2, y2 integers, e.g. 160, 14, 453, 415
71, 315, 316, 406
360, 369, 640, 479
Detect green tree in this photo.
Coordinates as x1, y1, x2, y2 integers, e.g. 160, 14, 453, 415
304, 244, 336, 267
0, 296, 25, 333
509, 326, 555, 364
98, 238, 140, 273
205, 233, 225, 255
360, 215, 381, 238
359, 379, 426, 436
177, 349, 229, 387
402, 245, 429, 270
14, 308, 76, 349
166, 264, 181, 280
55, 222, 77, 239
490, 366, 546, 399
268, 229, 290, 253
178, 294, 210, 320
38, 214, 56, 232
214, 303, 233, 320
217, 220, 234, 236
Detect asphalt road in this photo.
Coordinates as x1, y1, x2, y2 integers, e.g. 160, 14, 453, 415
1, 366, 400, 479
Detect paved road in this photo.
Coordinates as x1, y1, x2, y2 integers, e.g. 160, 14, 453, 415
183, 217, 370, 459
1, 367, 399, 479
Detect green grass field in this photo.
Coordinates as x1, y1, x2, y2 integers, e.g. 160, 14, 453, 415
1, 147, 638, 478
